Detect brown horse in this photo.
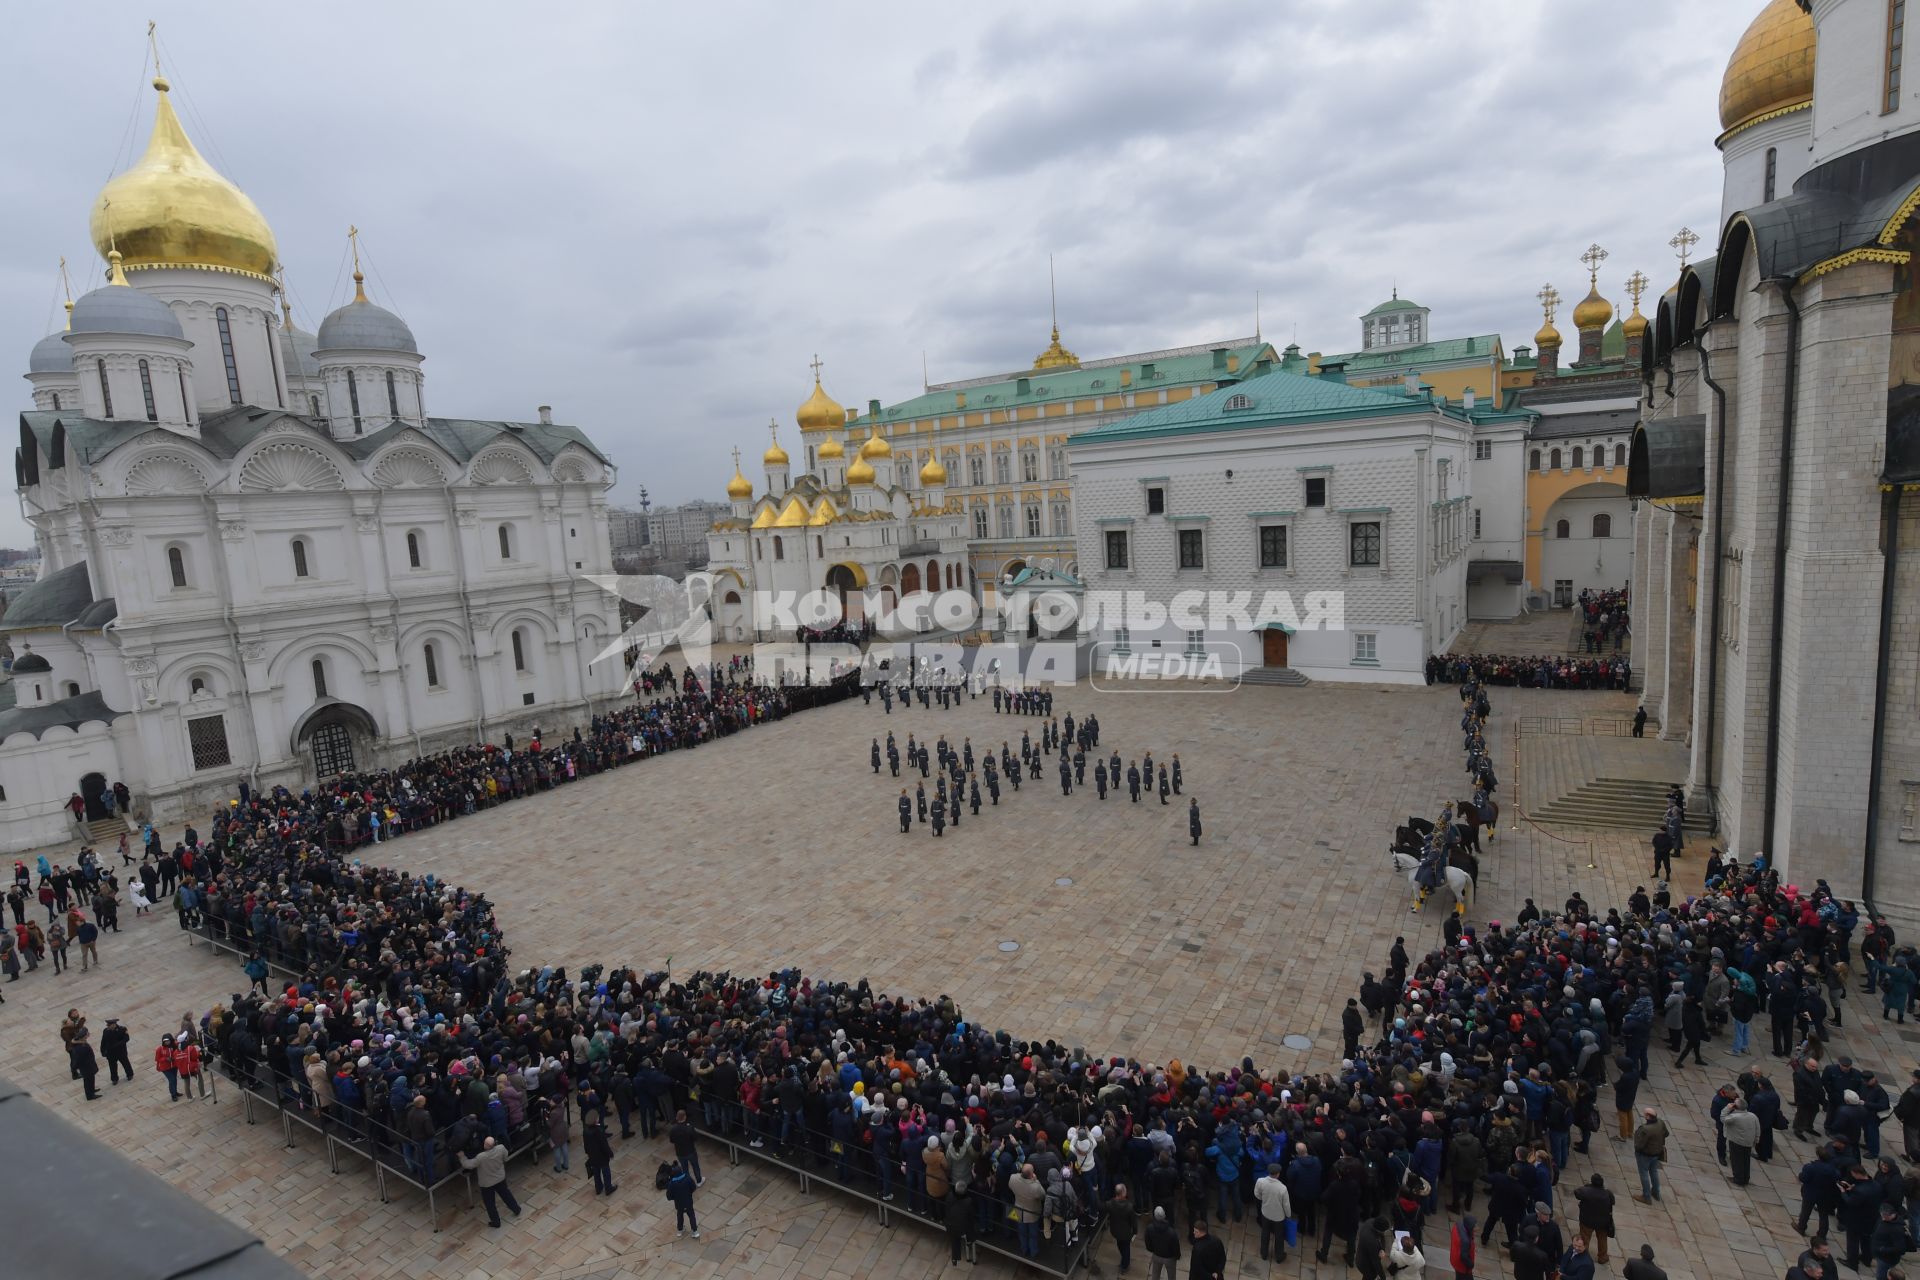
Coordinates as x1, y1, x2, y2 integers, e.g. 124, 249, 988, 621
1455, 797, 1499, 843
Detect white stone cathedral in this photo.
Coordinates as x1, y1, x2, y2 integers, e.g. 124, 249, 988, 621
3, 66, 626, 852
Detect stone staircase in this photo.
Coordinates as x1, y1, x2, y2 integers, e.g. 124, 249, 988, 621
1239, 667, 1311, 687
1527, 777, 1715, 834
82, 816, 126, 844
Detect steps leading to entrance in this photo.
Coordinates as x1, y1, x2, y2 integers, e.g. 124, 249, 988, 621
83, 816, 127, 843
1528, 777, 1714, 833
1240, 667, 1312, 686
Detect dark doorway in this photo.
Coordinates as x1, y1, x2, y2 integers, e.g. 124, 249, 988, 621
80, 771, 109, 821
310, 722, 355, 778
1261, 630, 1289, 668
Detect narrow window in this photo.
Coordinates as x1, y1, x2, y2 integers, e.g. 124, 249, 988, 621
1105, 530, 1129, 569
1178, 528, 1204, 569
969, 456, 985, 486
311, 658, 328, 699
1593, 513, 1612, 538
266, 321, 284, 407
1889, 0, 1906, 114
1350, 521, 1382, 567
292, 538, 310, 578
139, 359, 157, 421
1550, 448, 1562, 469
1763, 147, 1778, 202
214, 307, 242, 403
974, 507, 988, 538
190, 676, 206, 695
407, 531, 422, 569
423, 642, 440, 688
180, 369, 193, 422
1146, 486, 1167, 514
994, 452, 1010, 484
309, 394, 321, 418
51, 392, 60, 410
97, 359, 114, 418
168, 546, 187, 589
511, 629, 527, 672
1556, 519, 1571, 539
1473, 508, 1483, 539
347, 370, 362, 433
386, 369, 400, 418
1531, 449, 1542, 471
773, 535, 784, 560
1615, 443, 1627, 466
1304, 476, 1327, 507
1025, 504, 1041, 536
816, 535, 824, 557
1259, 525, 1287, 568
498, 525, 512, 560
1572, 446, 1584, 469
998, 506, 1013, 538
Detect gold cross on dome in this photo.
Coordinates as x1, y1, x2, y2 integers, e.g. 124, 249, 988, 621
1537, 284, 1561, 324
1625, 270, 1649, 311
767, 418, 780, 447
731, 446, 742, 471
809, 353, 824, 382
1580, 243, 1608, 284
1670, 226, 1700, 268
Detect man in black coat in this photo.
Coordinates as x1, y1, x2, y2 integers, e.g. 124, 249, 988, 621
1342, 999, 1365, 1057
1144, 1205, 1180, 1276
69, 1026, 101, 1100
1188, 1220, 1226, 1280
1621, 1243, 1669, 1280
584, 1117, 617, 1195
100, 1017, 133, 1085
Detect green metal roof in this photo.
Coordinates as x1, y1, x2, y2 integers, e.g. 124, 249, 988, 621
1601, 319, 1626, 361
1071, 371, 1436, 445
851, 342, 1274, 425
1361, 296, 1425, 317
1316, 333, 1502, 372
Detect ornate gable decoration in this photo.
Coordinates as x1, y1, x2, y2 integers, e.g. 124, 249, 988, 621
124, 452, 210, 496
371, 447, 449, 488
239, 442, 346, 493
469, 448, 537, 486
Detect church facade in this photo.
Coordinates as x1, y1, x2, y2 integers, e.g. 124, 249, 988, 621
1630, 0, 1920, 924
4, 66, 625, 851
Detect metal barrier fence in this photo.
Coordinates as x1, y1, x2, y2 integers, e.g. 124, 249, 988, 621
687, 1110, 1101, 1277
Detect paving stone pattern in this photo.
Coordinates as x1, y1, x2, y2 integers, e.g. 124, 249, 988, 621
2, 680, 1909, 1279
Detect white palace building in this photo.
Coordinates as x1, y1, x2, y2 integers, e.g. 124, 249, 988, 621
2, 67, 625, 850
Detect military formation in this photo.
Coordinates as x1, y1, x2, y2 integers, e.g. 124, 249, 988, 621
868, 678, 1202, 847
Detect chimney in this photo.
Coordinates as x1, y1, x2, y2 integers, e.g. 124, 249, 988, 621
868, 399, 881, 417
1016, 376, 1031, 396
1211, 347, 1228, 370
537, 405, 553, 425
1463, 388, 1477, 411
1403, 371, 1420, 396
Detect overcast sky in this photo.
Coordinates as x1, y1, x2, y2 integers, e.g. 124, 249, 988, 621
1, 1, 1735, 546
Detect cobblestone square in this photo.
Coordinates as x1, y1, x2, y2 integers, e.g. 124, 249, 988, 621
4, 677, 1910, 1279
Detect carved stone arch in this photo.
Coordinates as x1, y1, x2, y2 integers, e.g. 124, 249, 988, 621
158, 650, 240, 703
124, 451, 211, 497
549, 448, 599, 484
265, 631, 381, 687
239, 441, 346, 493
371, 446, 450, 488
468, 447, 538, 486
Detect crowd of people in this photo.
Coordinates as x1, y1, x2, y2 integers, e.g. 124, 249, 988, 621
1579, 588, 1630, 655
1427, 653, 1633, 690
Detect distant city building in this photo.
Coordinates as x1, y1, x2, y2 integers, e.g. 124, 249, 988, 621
607, 507, 650, 556
646, 500, 726, 551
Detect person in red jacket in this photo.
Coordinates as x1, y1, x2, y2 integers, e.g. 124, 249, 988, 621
156, 1034, 180, 1099
1450, 1215, 1477, 1279
174, 1037, 206, 1098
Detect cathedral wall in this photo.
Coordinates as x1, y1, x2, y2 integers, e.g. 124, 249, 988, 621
1771, 264, 1894, 890
1634, 504, 1667, 717
1869, 490, 1920, 926
1807, 0, 1917, 170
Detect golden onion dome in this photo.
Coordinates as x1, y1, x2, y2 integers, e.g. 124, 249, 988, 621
89, 76, 278, 280
763, 438, 790, 467
919, 455, 948, 485
818, 436, 845, 460
725, 466, 753, 500
1719, 0, 1816, 136
1622, 306, 1649, 339
859, 430, 892, 459
1535, 320, 1562, 348
846, 454, 876, 485
796, 376, 845, 432
1571, 286, 1613, 331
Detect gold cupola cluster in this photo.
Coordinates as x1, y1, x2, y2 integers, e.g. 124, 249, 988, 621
89, 72, 279, 280
796, 357, 846, 432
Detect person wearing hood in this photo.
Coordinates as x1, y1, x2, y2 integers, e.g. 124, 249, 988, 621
1044, 1165, 1081, 1248
1448, 1215, 1477, 1279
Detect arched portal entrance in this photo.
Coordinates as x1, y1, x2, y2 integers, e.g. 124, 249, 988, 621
290, 698, 380, 780
825, 563, 867, 622
79, 771, 109, 821
900, 563, 921, 595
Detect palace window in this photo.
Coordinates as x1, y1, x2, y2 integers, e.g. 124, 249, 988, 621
1353, 632, 1378, 663
968, 456, 986, 486
1146, 485, 1166, 514
1473, 440, 1492, 461
1186, 629, 1206, 658
311, 658, 328, 699
1531, 449, 1542, 471
187, 714, 231, 770
167, 546, 188, 589
1349, 520, 1382, 567
1105, 529, 1129, 569
214, 307, 242, 403
1593, 513, 1612, 538
1259, 524, 1288, 569
266, 320, 284, 407
1304, 476, 1326, 507
498, 524, 515, 560
1178, 528, 1204, 569
1050, 501, 1070, 535
1112, 625, 1131, 655
1050, 447, 1067, 478
511, 628, 528, 672
1615, 443, 1627, 466
1550, 448, 1562, 469
292, 537, 312, 578
139, 359, 157, 421
973, 507, 988, 538
423, 642, 441, 689
1024, 503, 1041, 536
1572, 446, 1584, 469
1556, 519, 1571, 539
1021, 450, 1039, 482
97, 359, 113, 418
997, 505, 1014, 538
407, 530, 423, 569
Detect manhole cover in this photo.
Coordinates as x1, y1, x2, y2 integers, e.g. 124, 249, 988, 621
998, 940, 1021, 952
1282, 1034, 1313, 1051
1055, 877, 1073, 887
